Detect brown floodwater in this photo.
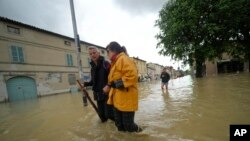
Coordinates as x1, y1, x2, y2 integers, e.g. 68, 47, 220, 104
0, 73, 250, 141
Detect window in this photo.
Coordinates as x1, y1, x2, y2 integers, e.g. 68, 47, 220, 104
88, 58, 91, 67
11, 46, 24, 63
66, 54, 73, 66
68, 74, 76, 85
64, 41, 71, 46
7, 26, 20, 34
101, 50, 105, 54
83, 75, 90, 81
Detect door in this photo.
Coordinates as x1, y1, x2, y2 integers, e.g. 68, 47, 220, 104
7, 76, 37, 102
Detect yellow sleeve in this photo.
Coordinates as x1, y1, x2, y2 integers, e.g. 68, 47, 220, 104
119, 57, 138, 88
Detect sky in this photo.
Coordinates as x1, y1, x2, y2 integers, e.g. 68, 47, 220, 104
0, 0, 187, 70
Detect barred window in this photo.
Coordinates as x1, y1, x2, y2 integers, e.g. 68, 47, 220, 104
64, 41, 71, 46
7, 26, 20, 34
68, 74, 76, 85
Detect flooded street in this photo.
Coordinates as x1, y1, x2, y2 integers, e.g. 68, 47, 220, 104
1, 74, 250, 141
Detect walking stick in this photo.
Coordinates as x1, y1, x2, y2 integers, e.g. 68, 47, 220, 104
76, 80, 101, 119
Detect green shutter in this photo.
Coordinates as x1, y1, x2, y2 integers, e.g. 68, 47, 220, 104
18, 47, 24, 63
70, 54, 73, 66
67, 54, 73, 66
11, 46, 18, 62
66, 54, 70, 66
11, 46, 24, 63
66, 54, 73, 66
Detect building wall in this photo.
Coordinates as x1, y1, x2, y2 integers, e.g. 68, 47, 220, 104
205, 60, 217, 76
0, 18, 106, 102
147, 67, 155, 80
131, 57, 147, 77
0, 74, 8, 101
147, 63, 156, 79
146, 63, 164, 80
155, 64, 164, 79
203, 53, 249, 76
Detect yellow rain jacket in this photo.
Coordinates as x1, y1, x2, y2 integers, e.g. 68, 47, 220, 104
107, 52, 138, 112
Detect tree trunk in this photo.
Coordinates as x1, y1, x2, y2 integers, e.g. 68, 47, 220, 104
194, 49, 205, 78
195, 59, 203, 78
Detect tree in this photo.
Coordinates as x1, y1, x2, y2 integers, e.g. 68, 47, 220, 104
155, 0, 250, 77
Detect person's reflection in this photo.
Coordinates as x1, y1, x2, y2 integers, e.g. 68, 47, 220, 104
162, 88, 169, 96
162, 89, 169, 110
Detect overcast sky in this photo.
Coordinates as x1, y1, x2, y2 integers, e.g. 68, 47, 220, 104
0, 0, 186, 69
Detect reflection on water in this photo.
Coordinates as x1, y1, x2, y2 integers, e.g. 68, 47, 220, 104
1, 74, 250, 141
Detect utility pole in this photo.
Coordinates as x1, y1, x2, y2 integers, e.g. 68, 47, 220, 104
69, 0, 87, 106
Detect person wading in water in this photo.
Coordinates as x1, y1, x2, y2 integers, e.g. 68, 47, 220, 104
103, 41, 142, 132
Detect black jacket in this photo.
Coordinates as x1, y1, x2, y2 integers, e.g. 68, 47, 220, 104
160, 72, 170, 83
84, 56, 110, 101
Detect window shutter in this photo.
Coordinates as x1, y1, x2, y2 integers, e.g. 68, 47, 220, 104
18, 47, 24, 63
11, 46, 18, 62
66, 54, 70, 66
70, 54, 73, 66
67, 54, 73, 66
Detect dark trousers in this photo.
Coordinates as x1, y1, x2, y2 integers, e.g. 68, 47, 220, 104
113, 108, 141, 132
97, 100, 114, 122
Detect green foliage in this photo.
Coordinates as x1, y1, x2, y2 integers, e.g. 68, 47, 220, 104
156, 0, 250, 74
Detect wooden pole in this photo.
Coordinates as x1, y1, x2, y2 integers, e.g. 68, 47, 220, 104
76, 80, 101, 119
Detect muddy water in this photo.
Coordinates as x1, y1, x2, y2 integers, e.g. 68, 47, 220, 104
0, 74, 250, 141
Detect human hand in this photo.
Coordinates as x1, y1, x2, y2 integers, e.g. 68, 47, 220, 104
81, 82, 85, 87
103, 85, 110, 94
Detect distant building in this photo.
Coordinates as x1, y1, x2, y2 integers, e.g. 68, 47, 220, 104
165, 66, 175, 78
194, 53, 249, 76
130, 57, 147, 81
146, 63, 156, 80
147, 63, 164, 80
0, 17, 107, 102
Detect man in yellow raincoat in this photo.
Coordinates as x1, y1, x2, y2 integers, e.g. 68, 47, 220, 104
103, 41, 142, 132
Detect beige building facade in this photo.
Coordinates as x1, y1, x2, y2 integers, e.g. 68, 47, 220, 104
130, 57, 147, 78
202, 53, 249, 76
146, 63, 156, 80
154, 63, 164, 80
0, 17, 107, 102
147, 63, 164, 80
191, 53, 250, 76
